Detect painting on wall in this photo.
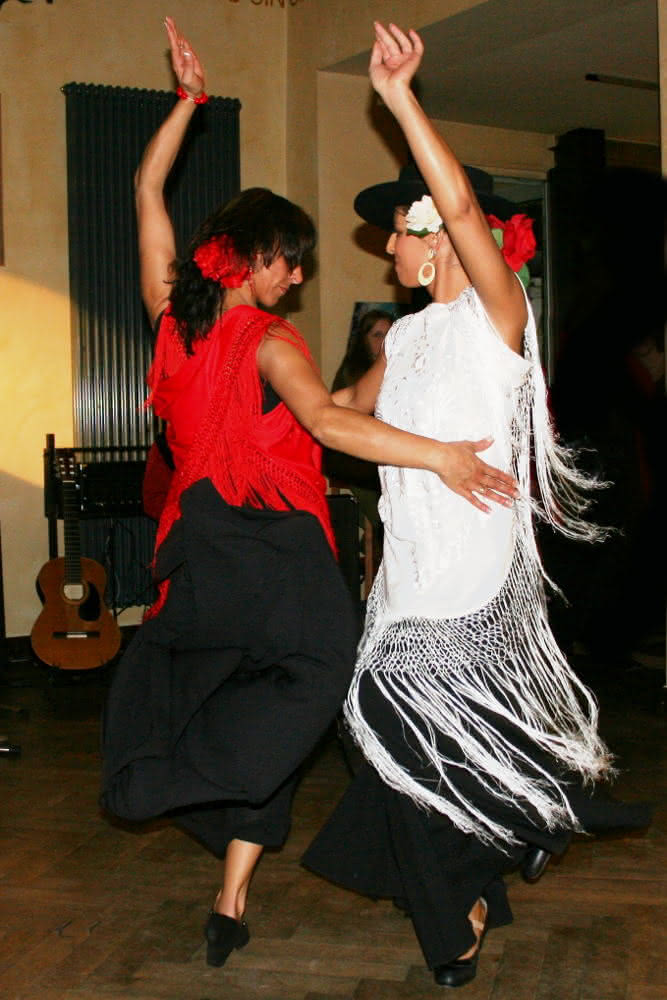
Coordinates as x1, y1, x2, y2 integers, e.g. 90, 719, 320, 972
349, 300, 406, 336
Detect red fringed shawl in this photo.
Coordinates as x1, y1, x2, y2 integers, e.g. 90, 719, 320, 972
145, 304, 335, 617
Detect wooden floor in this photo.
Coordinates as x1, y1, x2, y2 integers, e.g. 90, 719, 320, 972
1, 643, 665, 1000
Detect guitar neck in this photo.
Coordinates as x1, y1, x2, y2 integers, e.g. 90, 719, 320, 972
62, 479, 82, 586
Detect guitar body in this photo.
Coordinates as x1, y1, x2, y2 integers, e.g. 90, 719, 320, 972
31, 556, 121, 670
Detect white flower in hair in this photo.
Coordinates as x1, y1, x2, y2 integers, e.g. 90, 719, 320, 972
406, 195, 443, 236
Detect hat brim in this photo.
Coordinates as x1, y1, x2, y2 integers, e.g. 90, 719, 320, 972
354, 177, 520, 233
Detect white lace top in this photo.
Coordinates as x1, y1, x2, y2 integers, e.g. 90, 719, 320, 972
344, 282, 610, 844
376, 286, 531, 622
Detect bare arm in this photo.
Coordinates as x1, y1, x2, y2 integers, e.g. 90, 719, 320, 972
332, 346, 387, 414
257, 334, 518, 513
136, 18, 206, 326
371, 22, 526, 352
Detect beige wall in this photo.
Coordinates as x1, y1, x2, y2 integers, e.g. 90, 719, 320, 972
0, 0, 287, 637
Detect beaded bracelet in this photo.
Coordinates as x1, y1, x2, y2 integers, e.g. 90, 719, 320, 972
176, 86, 209, 105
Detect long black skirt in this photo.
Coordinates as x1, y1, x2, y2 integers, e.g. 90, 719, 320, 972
101, 478, 357, 856
303, 670, 651, 968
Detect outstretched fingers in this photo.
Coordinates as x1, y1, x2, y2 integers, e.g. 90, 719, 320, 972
164, 16, 205, 92
374, 21, 422, 56
458, 474, 515, 513
439, 438, 519, 512
459, 488, 492, 514
373, 21, 394, 62
480, 466, 519, 501
371, 21, 423, 87
165, 16, 184, 67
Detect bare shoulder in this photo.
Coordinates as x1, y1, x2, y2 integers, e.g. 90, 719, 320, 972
256, 320, 312, 377
264, 318, 310, 351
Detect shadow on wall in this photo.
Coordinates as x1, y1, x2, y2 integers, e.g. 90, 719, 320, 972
0, 470, 50, 639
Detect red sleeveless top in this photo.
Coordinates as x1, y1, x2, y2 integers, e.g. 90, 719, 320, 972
145, 304, 335, 616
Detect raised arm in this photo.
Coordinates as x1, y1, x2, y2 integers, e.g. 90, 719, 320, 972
257, 334, 518, 513
135, 18, 207, 326
370, 22, 526, 351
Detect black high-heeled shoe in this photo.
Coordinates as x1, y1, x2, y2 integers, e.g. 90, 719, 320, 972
204, 910, 250, 968
521, 846, 552, 883
433, 898, 487, 989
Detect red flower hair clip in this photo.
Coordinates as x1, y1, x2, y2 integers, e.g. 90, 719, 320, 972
486, 213, 537, 287
193, 235, 251, 288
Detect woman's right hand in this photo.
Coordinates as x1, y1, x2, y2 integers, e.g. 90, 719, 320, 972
369, 22, 423, 108
165, 16, 206, 99
436, 438, 519, 513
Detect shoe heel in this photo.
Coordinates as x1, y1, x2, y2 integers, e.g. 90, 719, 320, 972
206, 943, 226, 968
204, 911, 250, 968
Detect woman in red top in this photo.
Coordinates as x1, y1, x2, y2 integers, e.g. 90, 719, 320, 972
101, 17, 519, 970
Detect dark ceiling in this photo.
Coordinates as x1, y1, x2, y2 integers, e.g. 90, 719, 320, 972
328, 0, 659, 146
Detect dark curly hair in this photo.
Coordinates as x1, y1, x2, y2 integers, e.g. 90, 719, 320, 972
332, 309, 393, 390
169, 187, 316, 354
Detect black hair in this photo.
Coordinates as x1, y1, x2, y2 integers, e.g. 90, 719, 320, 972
332, 308, 393, 390
169, 187, 316, 354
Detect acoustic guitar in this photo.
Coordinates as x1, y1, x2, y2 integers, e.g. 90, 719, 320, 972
31, 451, 121, 670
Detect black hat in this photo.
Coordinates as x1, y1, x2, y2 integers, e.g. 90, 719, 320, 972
354, 161, 517, 232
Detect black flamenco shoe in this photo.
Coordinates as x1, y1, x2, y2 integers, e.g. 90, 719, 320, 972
204, 910, 250, 968
520, 846, 552, 883
433, 899, 487, 989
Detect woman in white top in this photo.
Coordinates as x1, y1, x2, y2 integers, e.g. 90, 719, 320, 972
304, 22, 649, 988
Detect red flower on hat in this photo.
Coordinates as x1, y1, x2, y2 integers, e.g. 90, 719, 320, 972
193, 235, 251, 288
487, 213, 537, 272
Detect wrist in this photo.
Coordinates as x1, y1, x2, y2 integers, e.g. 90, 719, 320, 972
383, 85, 419, 119
428, 440, 451, 477
176, 85, 209, 105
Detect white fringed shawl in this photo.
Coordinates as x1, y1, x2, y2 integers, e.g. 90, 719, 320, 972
344, 284, 612, 846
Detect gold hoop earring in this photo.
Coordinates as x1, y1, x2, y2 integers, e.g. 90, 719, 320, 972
418, 249, 436, 287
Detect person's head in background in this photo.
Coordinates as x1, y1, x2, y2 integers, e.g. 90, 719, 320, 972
359, 309, 392, 362
334, 309, 393, 390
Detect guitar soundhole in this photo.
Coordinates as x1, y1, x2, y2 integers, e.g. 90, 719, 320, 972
65, 581, 102, 622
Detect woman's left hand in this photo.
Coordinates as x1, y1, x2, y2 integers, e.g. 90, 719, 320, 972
436, 438, 519, 513
165, 16, 206, 99
369, 22, 423, 105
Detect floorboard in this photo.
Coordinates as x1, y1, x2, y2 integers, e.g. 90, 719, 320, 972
1, 646, 664, 1000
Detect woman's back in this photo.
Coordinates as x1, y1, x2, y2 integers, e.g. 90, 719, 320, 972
149, 306, 316, 475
